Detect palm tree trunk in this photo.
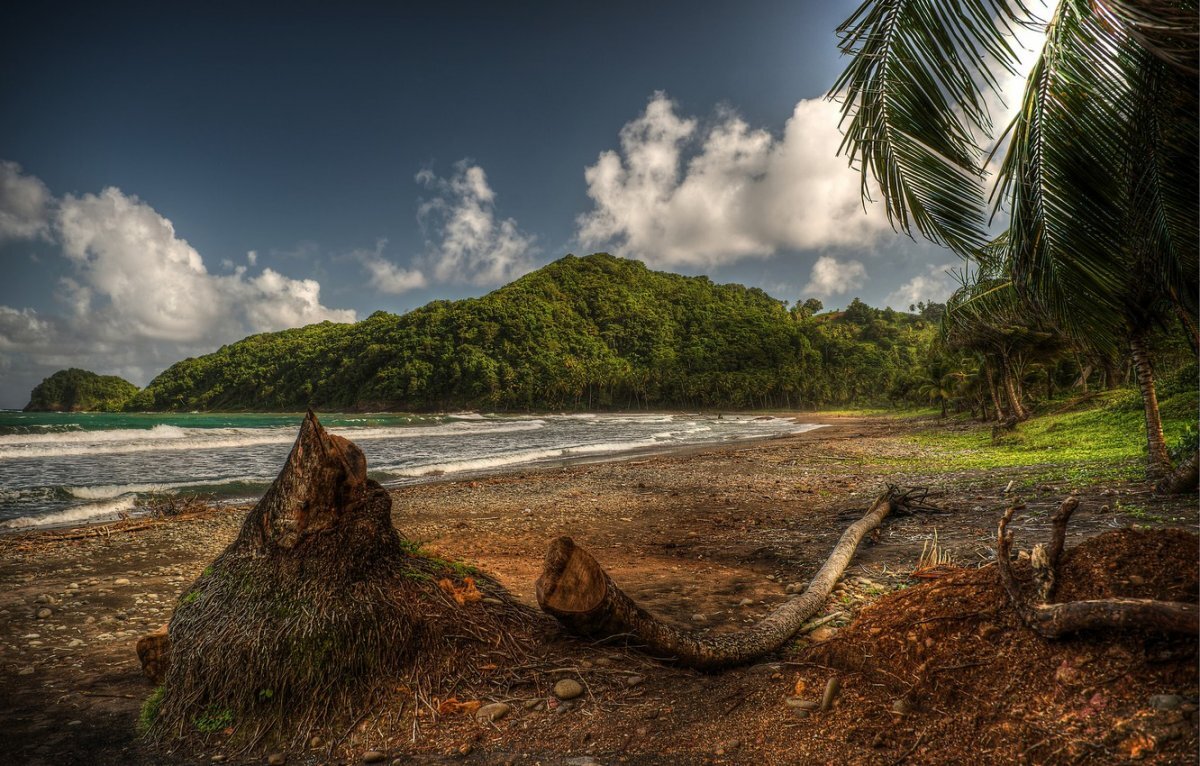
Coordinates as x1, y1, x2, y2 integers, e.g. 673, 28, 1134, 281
1000, 357, 1028, 421
984, 361, 1004, 422
1130, 330, 1172, 478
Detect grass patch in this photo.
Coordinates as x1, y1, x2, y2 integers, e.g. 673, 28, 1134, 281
897, 388, 1198, 487
193, 705, 234, 734
138, 687, 165, 734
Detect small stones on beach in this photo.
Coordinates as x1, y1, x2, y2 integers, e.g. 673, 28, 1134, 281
362, 751, 386, 764
820, 677, 841, 711
1149, 695, 1185, 711
35, 608, 51, 619
624, 674, 645, 688
266, 753, 286, 766
737, 598, 754, 607
553, 678, 583, 700
113, 578, 131, 586
691, 613, 706, 623
785, 581, 808, 594
892, 699, 913, 716
475, 702, 512, 722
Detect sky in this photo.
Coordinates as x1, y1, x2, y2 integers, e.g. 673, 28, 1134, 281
0, 1, 1036, 408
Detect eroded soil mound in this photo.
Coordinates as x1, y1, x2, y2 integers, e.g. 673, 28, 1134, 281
807, 528, 1199, 765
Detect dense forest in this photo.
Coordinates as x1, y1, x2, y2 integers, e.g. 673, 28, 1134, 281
24, 368, 140, 412
126, 254, 939, 412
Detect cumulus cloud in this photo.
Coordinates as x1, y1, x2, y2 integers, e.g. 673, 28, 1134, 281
355, 239, 428, 294
576, 92, 890, 268
886, 262, 960, 309
804, 256, 867, 297
416, 161, 537, 286
0, 160, 54, 241
0, 165, 356, 403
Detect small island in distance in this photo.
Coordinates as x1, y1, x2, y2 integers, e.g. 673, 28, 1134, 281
24, 368, 140, 412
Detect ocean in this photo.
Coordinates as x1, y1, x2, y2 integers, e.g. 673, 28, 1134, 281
0, 410, 820, 530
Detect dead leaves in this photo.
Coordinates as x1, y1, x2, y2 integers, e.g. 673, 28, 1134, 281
436, 697, 482, 716
439, 576, 482, 605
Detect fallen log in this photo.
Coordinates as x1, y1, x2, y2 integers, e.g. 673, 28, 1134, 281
536, 486, 906, 670
997, 499, 1199, 638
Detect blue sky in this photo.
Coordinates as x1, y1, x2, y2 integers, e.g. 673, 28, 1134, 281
0, 0, 997, 408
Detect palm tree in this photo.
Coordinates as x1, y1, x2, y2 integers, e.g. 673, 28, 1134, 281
831, 0, 1198, 477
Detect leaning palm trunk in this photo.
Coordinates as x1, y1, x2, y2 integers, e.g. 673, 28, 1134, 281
1000, 358, 1028, 421
1129, 329, 1172, 477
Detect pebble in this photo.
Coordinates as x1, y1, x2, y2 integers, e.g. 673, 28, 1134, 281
309, 736, 323, 749
35, 608, 51, 619
785, 698, 820, 710
553, 678, 584, 700
820, 677, 841, 711
1149, 694, 1185, 711
785, 582, 808, 594
67, 638, 84, 648
35, 594, 55, 604
523, 698, 543, 710
808, 627, 837, 643
624, 675, 644, 688
362, 751, 386, 764
266, 752, 286, 765
738, 598, 754, 607
114, 578, 131, 586
475, 702, 512, 722
690, 613, 706, 622
891, 699, 912, 716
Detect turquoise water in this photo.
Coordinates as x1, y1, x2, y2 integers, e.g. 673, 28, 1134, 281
0, 410, 819, 530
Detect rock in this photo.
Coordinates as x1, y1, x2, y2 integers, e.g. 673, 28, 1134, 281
793, 709, 810, 718
362, 751, 386, 764
738, 598, 754, 607
624, 675, 645, 688
114, 578, 131, 586
266, 753, 286, 766
785, 581, 808, 594
309, 736, 323, 748
84, 615, 96, 624
820, 676, 841, 711
211, 756, 226, 763
564, 758, 601, 766
691, 613, 706, 622
765, 574, 776, 581
1128, 574, 1146, 586
891, 699, 912, 716
554, 700, 572, 714
36, 608, 51, 619
69, 583, 79, 589
475, 702, 512, 722
554, 678, 584, 700
35, 594, 55, 604
67, 638, 84, 648
1149, 694, 1185, 711
523, 698, 543, 710
808, 627, 837, 643
785, 698, 820, 710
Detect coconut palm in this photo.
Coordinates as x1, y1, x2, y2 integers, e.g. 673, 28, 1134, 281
831, 0, 1198, 477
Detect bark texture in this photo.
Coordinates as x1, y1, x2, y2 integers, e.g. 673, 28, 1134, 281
537, 488, 902, 670
1156, 450, 1199, 495
997, 501, 1198, 638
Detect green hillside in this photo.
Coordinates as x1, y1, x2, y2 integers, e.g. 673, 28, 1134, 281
127, 254, 936, 412
25, 368, 140, 412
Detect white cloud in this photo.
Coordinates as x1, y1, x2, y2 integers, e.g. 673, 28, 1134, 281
416, 161, 537, 286
355, 238, 427, 294
804, 256, 867, 297
886, 262, 960, 309
576, 92, 890, 268
0, 167, 356, 401
0, 160, 54, 241
247, 250, 258, 266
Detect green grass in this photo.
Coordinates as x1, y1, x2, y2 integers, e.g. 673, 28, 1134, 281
138, 687, 165, 734
896, 389, 1198, 487
193, 705, 234, 734
817, 406, 940, 418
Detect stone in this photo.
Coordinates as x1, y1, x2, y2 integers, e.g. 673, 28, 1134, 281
475, 702, 512, 723
67, 638, 84, 648
554, 678, 584, 700
808, 627, 837, 643
891, 699, 912, 716
785, 698, 820, 710
1149, 694, 1185, 711
691, 613, 706, 622
36, 608, 51, 619
266, 753, 286, 766
785, 581, 808, 595
309, 736, 323, 748
114, 578, 131, 586
523, 698, 543, 710
820, 676, 841, 711
624, 675, 645, 688
35, 594, 55, 604
362, 752, 386, 764
793, 709, 810, 718
738, 598, 754, 607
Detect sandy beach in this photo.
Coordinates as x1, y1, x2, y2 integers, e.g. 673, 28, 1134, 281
1, 414, 1196, 765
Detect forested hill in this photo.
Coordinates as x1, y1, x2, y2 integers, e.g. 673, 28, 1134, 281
25, 368, 140, 412
127, 254, 937, 412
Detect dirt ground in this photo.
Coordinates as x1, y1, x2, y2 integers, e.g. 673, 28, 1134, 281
0, 414, 1196, 765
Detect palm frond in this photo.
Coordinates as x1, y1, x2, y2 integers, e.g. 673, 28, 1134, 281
830, 0, 1029, 256
1095, 0, 1200, 74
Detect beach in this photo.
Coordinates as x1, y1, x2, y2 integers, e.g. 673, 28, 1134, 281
1, 414, 1196, 765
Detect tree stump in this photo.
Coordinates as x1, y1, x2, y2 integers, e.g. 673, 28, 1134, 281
143, 411, 541, 749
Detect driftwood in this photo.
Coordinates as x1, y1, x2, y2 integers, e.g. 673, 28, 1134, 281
997, 498, 1199, 637
536, 486, 909, 670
